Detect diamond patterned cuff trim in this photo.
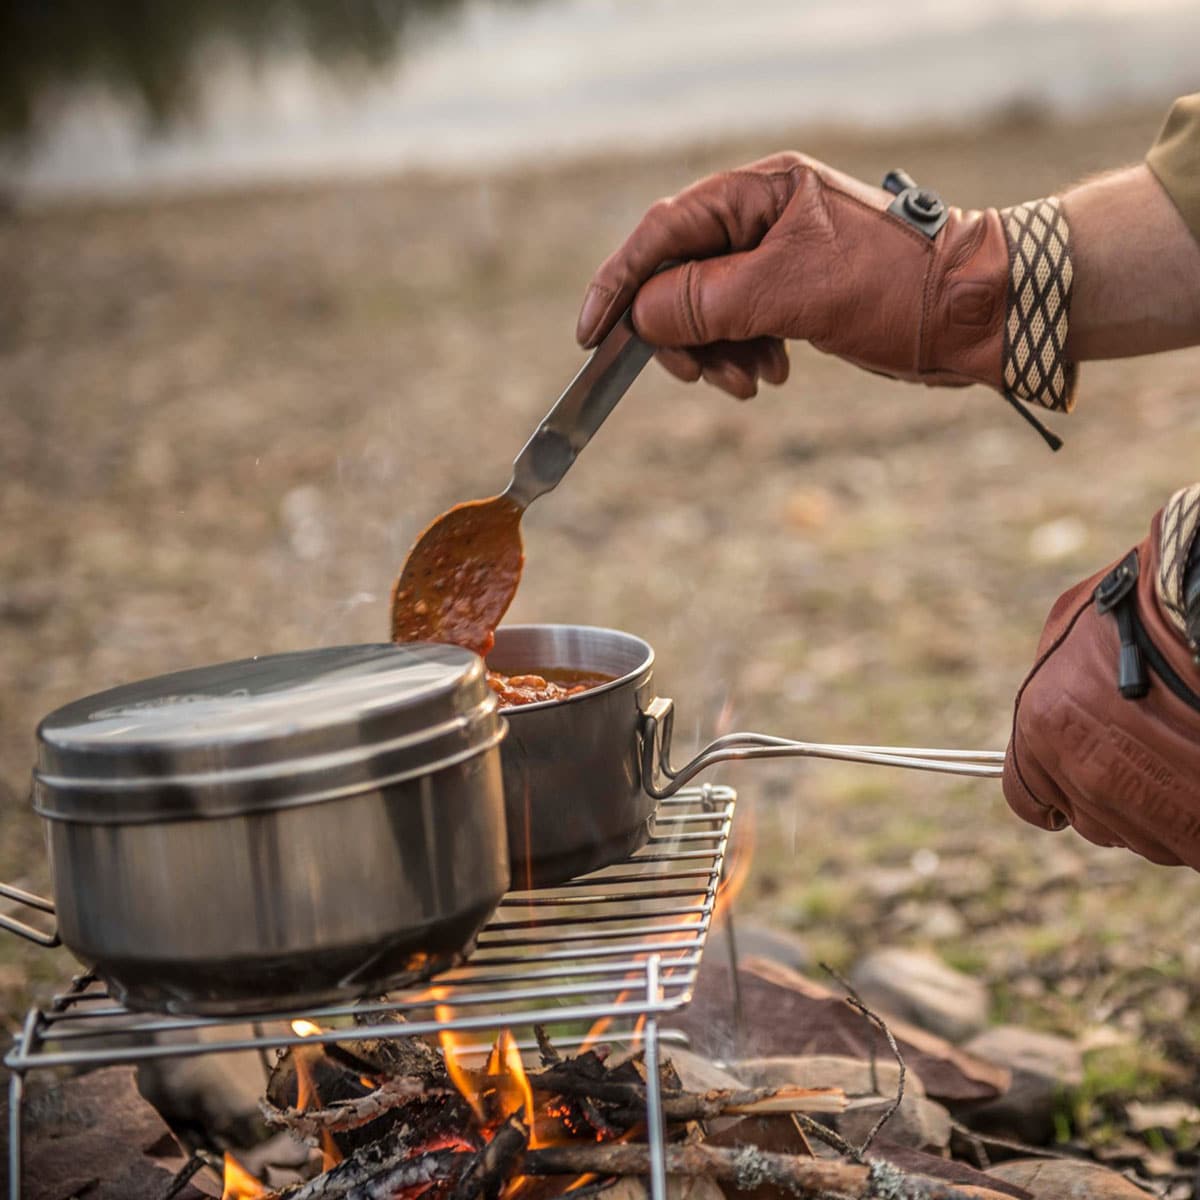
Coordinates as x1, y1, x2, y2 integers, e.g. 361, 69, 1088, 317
1158, 484, 1200, 637
999, 197, 1077, 413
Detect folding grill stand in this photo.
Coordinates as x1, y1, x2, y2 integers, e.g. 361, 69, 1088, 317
5, 785, 737, 1200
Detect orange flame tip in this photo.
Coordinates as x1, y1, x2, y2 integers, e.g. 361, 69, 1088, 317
221, 1151, 267, 1200
293, 1047, 319, 1113
320, 1128, 342, 1171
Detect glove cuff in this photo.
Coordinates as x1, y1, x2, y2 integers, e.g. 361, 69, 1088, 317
1156, 484, 1200, 641
998, 197, 1078, 414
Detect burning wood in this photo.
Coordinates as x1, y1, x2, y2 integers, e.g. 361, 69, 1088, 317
245, 1022, 851, 1200
245, 1141, 1016, 1200
221, 1008, 1032, 1200
262, 1071, 842, 1142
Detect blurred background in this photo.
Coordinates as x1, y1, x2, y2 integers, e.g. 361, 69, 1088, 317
3, 0, 1200, 1134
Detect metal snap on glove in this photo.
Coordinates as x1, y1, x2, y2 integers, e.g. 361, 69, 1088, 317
577, 153, 1077, 446
1003, 487, 1200, 869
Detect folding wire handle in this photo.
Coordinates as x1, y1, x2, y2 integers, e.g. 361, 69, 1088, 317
640, 696, 1004, 799
0, 883, 59, 947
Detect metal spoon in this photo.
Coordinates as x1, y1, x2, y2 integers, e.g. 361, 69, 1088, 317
390, 311, 654, 655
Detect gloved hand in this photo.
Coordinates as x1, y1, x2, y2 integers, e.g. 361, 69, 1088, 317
576, 152, 1077, 426
1003, 486, 1200, 869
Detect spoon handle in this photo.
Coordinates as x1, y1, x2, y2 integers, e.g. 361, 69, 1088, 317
504, 310, 654, 510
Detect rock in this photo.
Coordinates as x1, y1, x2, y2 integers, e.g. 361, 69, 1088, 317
1125, 1099, 1200, 1134
734, 1053, 925, 1098
676, 955, 1009, 1104
663, 1046, 746, 1093
849, 948, 989, 1043
1028, 516, 1087, 562
705, 919, 810, 974
782, 485, 833, 530
865, 867, 923, 902
960, 1025, 1084, 1144
837, 1093, 953, 1152
706, 1104, 814, 1200
870, 1144, 1034, 1199
599, 1175, 726, 1200
138, 1022, 274, 1145
988, 1158, 1152, 1198
1, 1066, 207, 1200
891, 900, 967, 941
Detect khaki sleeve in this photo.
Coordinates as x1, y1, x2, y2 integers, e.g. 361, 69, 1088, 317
1147, 93, 1200, 244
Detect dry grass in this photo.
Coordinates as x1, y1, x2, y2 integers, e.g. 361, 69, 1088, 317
3, 100, 1199, 1037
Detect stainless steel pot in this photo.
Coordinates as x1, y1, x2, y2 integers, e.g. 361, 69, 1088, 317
493, 624, 1005, 888
1, 644, 509, 1015
490, 625, 656, 888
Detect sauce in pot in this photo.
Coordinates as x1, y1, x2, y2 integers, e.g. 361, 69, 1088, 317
486, 667, 615, 707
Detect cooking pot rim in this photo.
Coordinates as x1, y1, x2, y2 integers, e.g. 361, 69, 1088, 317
488, 623, 655, 714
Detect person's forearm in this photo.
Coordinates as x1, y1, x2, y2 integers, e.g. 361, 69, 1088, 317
1063, 164, 1200, 361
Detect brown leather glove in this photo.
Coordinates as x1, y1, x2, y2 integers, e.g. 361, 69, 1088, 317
1003, 486, 1200, 868
577, 153, 1077, 434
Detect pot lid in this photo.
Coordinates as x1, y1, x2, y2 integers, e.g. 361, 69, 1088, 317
33, 643, 503, 823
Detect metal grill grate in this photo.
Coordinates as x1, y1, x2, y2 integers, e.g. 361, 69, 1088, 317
5, 784, 736, 1200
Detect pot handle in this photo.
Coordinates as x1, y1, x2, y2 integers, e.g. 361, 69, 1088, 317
640, 697, 1004, 800
0, 882, 60, 947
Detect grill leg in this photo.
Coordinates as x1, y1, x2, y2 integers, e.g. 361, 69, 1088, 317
643, 955, 667, 1200
8, 1072, 23, 1200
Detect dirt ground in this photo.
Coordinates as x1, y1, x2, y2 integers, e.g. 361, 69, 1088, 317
3, 100, 1200, 1103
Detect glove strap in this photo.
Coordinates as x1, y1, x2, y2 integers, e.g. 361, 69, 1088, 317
999, 198, 1078, 417
1155, 484, 1200, 650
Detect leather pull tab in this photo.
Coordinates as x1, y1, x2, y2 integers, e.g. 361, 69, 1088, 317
1115, 605, 1150, 699
1094, 551, 1149, 699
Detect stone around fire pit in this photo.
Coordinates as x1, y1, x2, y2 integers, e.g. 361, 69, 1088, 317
601, 1175, 726, 1200
1, 1066, 210, 1200
849, 948, 989, 1043
987, 1158, 1153, 1198
734, 1053, 926, 1098
676, 955, 1009, 1104
837, 1093, 953, 1153
959, 1025, 1084, 1144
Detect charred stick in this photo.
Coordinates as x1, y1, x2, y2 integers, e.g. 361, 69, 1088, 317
522, 1143, 1017, 1200
447, 1113, 529, 1200
577, 1092, 624, 1140
341, 1150, 467, 1200
265, 1141, 1014, 1200
162, 1151, 217, 1200
528, 1071, 844, 1118
533, 1024, 562, 1066
264, 1147, 470, 1200
261, 1077, 441, 1138
323, 1041, 389, 1081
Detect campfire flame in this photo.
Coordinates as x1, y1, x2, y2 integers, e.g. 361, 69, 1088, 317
714, 794, 755, 928
489, 1029, 539, 1146
579, 988, 633, 1054
432, 1009, 543, 1147
221, 1151, 266, 1200
290, 1017, 344, 1171
432, 988, 486, 1124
